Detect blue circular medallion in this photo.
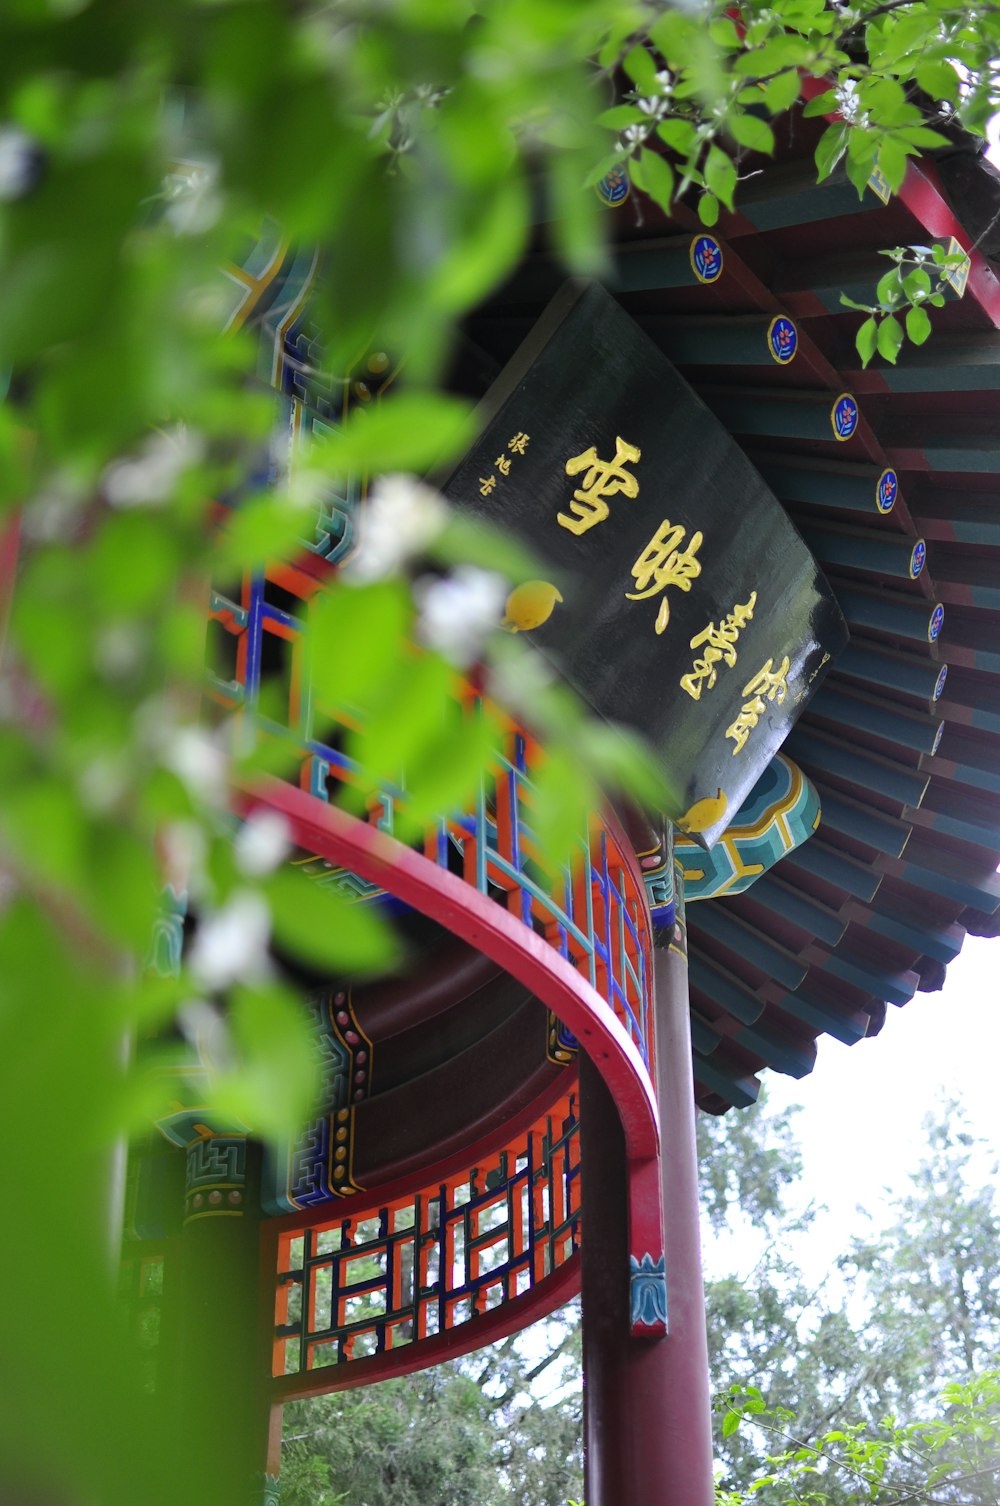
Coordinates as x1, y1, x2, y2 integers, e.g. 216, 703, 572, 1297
931, 722, 945, 756
910, 538, 926, 578
690, 234, 723, 284
831, 392, 859, 441
929, 603, 944, 642
595, 162, 630, 207
933, 664, 948, 701
767, 315, 798, 364
876, 468, 897, 513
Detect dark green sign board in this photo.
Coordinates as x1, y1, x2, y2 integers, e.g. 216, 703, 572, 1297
442, 281, 848, 848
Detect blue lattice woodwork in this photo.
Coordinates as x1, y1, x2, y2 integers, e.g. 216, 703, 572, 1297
272, 1091, 580, 1390
208, 567, 655, 1081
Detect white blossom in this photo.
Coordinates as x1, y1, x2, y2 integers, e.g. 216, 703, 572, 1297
413, 565, 506, 666
102, 425, 204, 509
162, 725, 229, 806
163, 161, 222, 236
188, 889, 272, 991
234, 810, 292, 877
160, 820, 208, 892
178, 998, 236, 1075
0, 126, 40, 201
346, 473, 447, 581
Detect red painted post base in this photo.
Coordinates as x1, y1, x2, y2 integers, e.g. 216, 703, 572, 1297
581, 939, 715, 1506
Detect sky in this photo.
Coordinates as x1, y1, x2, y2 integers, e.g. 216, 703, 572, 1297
737, 931, 999, 1272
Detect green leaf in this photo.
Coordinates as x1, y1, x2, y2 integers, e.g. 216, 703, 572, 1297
916, 61, 960, 103
802, 89, 839, 118
597, 105, 647, 130
314, 391, 475, 475
309, 579, 413, 718
903, 266, 932, 299
727, 111, 775, 154
708, 16, 741, 49
223, 979, 321, 1141
877, 314, 904, 363
657, 118, 697, 155
698, 191, 720, 226
760, 71, 803, 113
704, 145, 737, 209
876, 267, 903, 307
265, 868, 401, 977
905, 305, 932, 345
876, 136, 910, 193
638, 148, 675, 211
722, 1409, 741, 1438
856, 316, 878, 367
623, 44, 660, 96
814, 123, 848, 180
427, 171, 530, 314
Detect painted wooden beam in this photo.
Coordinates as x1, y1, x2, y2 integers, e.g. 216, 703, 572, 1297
811, 781, 912, 857
887, 435, 1000, 474
611, 236, 723, 293
688, 952, 765, 1026
753, 456, 899, 515
857, 906, 965, 965
691, 1053, 759, 1109
640, 314, 800, 369
887, 838, 1000, 912
730, 1021, 816, 1078
730, 161, 884, 233
770, 982, 872, 1044
800, 521, 925, 580
833, 641, 948, 704
785, 835, 883, 903
831, 581, 944, 644
705, 389, 862, 444
742, 873, 847, 947
785, 725, 930, 808
693, 903, 808, 991
810, 684, 944, 756
911, 495, 1000, 545
818, 951, 918, 1007
849, 333, 1000, 394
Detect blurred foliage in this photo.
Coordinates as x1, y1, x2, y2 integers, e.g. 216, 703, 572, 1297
2, 1, 1000, 1503
717, 1370, 1000, 1505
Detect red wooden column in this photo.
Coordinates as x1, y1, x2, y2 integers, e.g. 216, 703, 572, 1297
581, 924, 715, 1506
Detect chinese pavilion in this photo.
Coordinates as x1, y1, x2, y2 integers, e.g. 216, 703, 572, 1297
129, 116, 1000, 1506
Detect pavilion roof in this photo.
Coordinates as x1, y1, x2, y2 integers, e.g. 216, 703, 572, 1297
605, 150, 1000, 1110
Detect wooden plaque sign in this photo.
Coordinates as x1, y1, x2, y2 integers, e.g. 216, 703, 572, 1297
442, 281, 848, 847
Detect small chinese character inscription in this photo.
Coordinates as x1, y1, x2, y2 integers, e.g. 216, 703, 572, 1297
627, 520, 703, 634
495, 455, 511, 476
558, 436, 641, 536
725, 655, 790, 754
680, 593, 757, 700
479, 475, 497, 497
508, 432, 530, 455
